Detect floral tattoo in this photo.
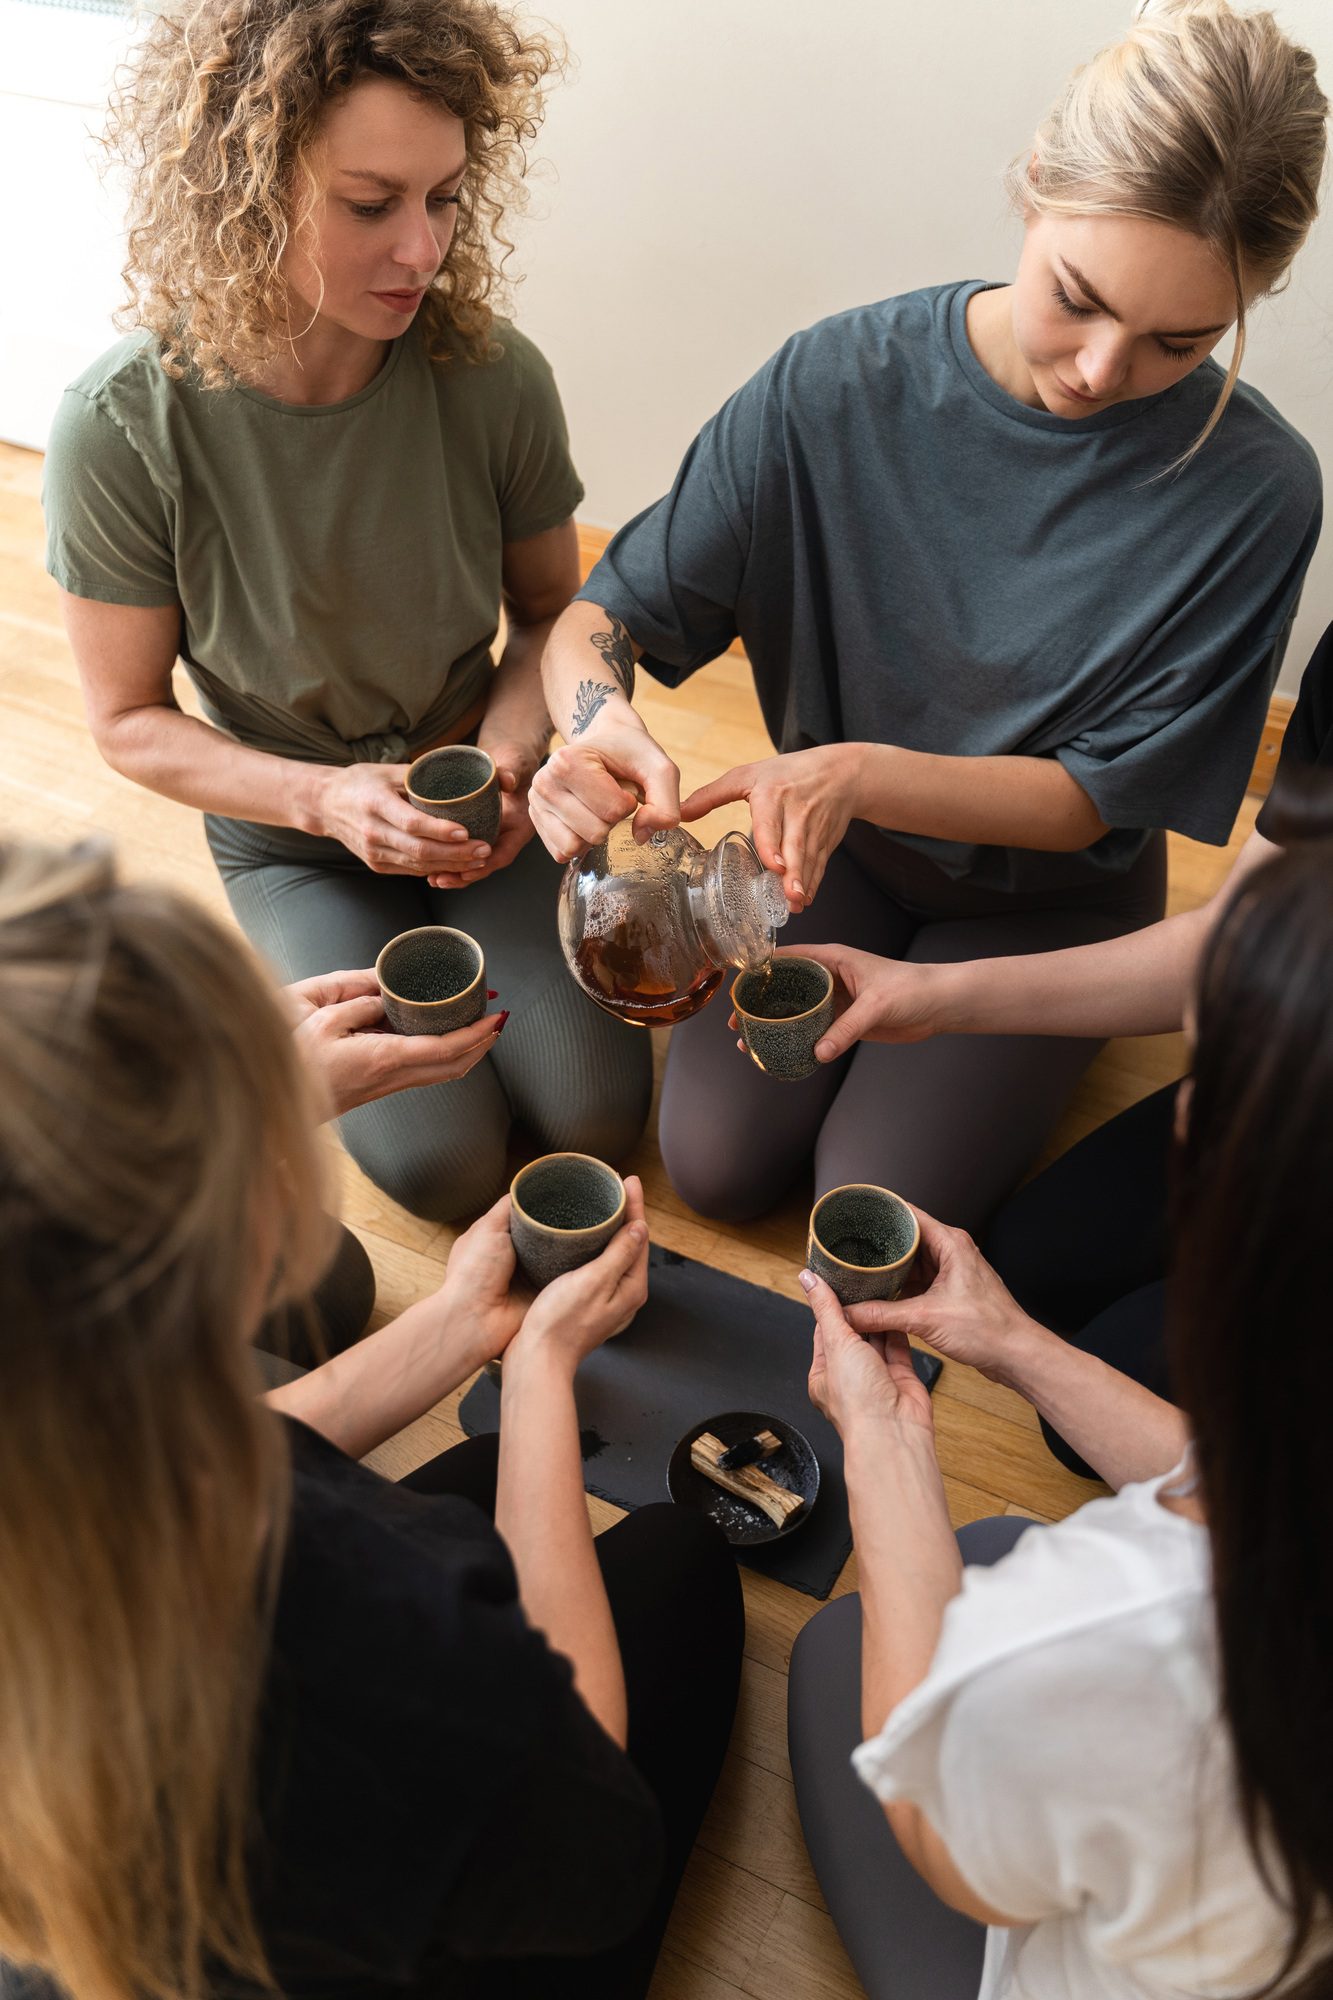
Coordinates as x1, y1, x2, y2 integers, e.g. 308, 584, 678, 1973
570, 679, 617, 736
590, 614, 636, 701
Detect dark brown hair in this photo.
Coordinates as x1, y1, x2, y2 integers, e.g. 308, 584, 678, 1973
1170, 778, 1333, 1995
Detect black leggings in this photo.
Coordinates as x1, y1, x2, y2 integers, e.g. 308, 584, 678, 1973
402, 1434, 745, 1998
982, 1082, 1177, 1476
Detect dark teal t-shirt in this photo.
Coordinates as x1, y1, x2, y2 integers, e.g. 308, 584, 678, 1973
580, 282, 1322, 893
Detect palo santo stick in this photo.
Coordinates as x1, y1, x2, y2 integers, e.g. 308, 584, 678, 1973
691, 1431, 805, 1527
718, 1427, 784, 1470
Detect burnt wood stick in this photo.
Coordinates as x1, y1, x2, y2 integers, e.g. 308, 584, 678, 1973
718, 1428, 785, 1471
691, 1431, 805, 1526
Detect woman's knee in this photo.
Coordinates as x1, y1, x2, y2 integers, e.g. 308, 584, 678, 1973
604, 1504, 743, 1638
337, 1098, 509, 1224
658, 1102, 798, 1219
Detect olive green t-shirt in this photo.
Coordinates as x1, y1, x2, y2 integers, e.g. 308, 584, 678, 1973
42, 321, 584, 763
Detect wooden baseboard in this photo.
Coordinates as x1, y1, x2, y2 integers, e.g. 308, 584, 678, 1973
1248, 692, 1295, 800
577, 522, 1293, 799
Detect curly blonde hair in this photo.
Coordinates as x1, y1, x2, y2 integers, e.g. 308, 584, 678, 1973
107, 0, 560, 388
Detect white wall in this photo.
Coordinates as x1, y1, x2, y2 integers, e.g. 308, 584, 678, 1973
512, 0, 1333, 696
5, 0, 1331, 693
0, 0, 131, 451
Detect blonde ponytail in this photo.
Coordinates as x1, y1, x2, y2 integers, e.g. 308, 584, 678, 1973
0, 842, 330, 1999
1010, 0, 1327, 461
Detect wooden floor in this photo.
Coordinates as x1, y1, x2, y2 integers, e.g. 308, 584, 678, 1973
0, 439, 1257, 1999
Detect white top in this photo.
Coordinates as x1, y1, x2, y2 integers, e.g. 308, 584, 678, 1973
852, 1467, 1293, 1999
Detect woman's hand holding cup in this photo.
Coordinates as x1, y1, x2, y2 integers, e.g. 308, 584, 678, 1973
285, 968, 504, 1117
311, 762, 493, 879
799, 1265, 935, 1441
842, 1207, 1045, 1385
506, 1176, 650, 1375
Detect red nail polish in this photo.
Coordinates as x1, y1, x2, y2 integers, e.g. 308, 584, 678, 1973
492, 1010, 510, 1034
487, 989, 499, 1000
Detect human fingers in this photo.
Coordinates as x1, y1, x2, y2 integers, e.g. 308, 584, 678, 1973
317, 991, 388, 1037
614, 740, 681, 842
812, 990, 891, 1063
371, 1013, 506, 1091
286, 967, 381, 1010
747, 785, 795, 892
678, 764, 754, 823
796, 1265, 860, 1347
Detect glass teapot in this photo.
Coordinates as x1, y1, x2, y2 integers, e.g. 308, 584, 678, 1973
557, 819, 789, 1027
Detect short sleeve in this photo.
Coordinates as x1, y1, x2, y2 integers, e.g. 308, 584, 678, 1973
1256, 621, 1333, 838
575, 364, 766, 684
1054, 472, 1321, 846
854, 1642, 1103, 1924
497, 330, 585, 542
43, 389, 179, 606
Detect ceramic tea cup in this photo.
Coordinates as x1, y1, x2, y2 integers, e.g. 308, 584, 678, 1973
509, 1152, 627, 1288
375, 925, 485, 1036
731, 957, 835, 1082
405, 745, 502, 846
807, 1184, 920, 1306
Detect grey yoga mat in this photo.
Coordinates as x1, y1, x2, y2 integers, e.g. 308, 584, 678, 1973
459, 1243, 940, 1600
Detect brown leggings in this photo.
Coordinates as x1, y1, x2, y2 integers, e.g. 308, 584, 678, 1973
659, 829, 1166, 1233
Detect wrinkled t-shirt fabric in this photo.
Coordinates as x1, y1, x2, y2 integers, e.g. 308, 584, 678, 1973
579, 281, 1320, 895
43, 319, 583, 766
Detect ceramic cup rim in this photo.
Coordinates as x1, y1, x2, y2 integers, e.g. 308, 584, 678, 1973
375, 925, 484, 1009
510, 1151, 627, 1238
808, 1182, 921, 1273
730, 957, 834, 1026
405, 746, 497, 808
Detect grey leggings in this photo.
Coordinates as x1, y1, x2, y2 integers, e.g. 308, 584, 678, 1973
206, 815, 652, 1223
787, 1515, 1035, 2000
659, 829, 1166, 1232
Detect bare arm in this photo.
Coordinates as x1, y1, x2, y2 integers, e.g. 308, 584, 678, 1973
265, 1199, 526, 1459
851, 740, 1109, 851
62, 592, 329, 830
804, 1273, 1022, 1927
530, 600, 682, 860
479, 520, 580, 778
681, 738, 1110, 912
798, 826, 1281, 1057
61, 590, 490, 875
493, 1186, 651, 1747
847, 1211, 1189, 1491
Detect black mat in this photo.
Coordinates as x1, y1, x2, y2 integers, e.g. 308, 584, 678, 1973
459, 1244, 940, 1600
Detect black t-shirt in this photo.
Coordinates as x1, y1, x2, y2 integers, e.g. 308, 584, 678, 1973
240, 1419, 663, 1996
1256, 622, 1333, 838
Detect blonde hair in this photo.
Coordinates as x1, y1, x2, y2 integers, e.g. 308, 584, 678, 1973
106, 0, 560, 389
0, 843, 331, 2000
1010, 0, 1327, 460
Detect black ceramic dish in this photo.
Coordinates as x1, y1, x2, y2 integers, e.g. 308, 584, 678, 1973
667, 1410, 820, 1547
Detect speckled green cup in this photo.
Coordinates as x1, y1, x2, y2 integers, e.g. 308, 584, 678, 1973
731, 957, 835, 1082
375, 925, 485, 1036
807, 1184, 920, 1306
510, 1153, 627, 1288
405, 746, 502, 845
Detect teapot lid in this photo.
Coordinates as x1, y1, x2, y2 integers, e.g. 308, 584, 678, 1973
706, 831, 790, 968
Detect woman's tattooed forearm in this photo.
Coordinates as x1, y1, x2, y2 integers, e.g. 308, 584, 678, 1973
570, 679, 617, 736
590, 615, 636, 701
